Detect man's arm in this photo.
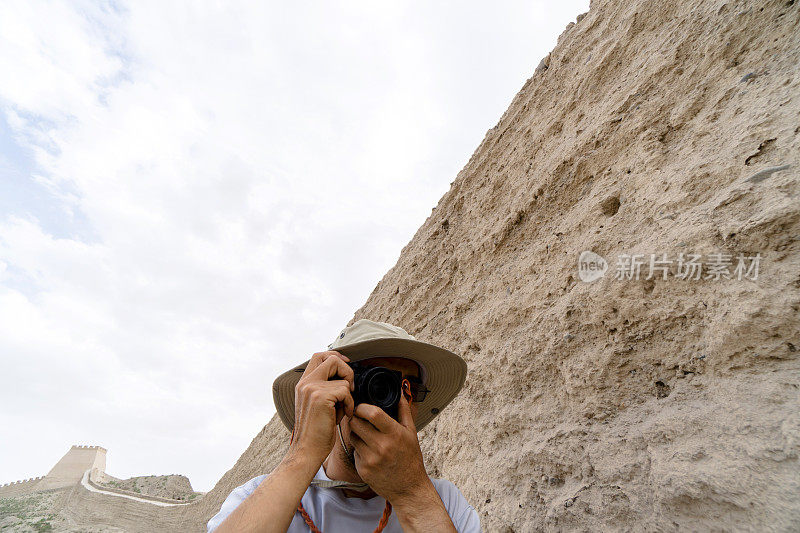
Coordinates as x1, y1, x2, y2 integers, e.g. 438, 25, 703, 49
213, 451, 318, 533
213, 351, 355, 533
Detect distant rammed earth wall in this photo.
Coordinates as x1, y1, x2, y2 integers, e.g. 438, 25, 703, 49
0, 445, 106, 497
35, 445, 107, 491
0, 445, 108, 511
0, 476, 45, 497
0, 446, 199, 532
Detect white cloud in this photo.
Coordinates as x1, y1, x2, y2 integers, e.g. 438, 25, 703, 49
0, 0, 589, 490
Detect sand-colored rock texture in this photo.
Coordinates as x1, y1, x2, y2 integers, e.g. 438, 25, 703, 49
189, 0, 800, 530
4, 0, 798, 530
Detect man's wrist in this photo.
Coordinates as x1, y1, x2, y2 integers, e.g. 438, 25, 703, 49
391, 476, 438, 509
392, 478, 456, 532
281, 445, 323, 479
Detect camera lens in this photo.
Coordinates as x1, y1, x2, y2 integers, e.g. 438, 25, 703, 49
367, 374, 392, 405
349, 363, 402, 419
365, 369, 400, 409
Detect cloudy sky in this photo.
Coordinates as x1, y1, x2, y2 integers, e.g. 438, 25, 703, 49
0, 0, 589, 491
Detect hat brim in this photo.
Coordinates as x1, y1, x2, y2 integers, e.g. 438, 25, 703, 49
272, 337, 467, 433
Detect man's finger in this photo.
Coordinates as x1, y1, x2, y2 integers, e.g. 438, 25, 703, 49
303, 351, 350, 377
348, 426, 371, 458
302, 352, 328, 375
340, 383, 355, 418
349, 415, 381, 445
349, 426, 365, 448
309, 353, 355, 391
317, 381, 354, 417
354, 403, 395, 433
397, 390, 416, 431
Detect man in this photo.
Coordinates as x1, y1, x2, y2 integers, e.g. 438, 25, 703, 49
208, 319, 480, 532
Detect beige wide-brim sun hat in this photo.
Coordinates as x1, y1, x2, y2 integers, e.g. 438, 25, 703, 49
273, 319, 468, 432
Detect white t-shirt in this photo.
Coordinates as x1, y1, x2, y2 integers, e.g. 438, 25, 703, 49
207, 464, 481, 532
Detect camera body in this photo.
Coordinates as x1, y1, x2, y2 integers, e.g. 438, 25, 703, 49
349, 362, 403, 420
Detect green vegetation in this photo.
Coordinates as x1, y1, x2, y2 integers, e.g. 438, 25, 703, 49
32, 517, 53, 532
0, 495, 43, 519
0, 495, 58, 531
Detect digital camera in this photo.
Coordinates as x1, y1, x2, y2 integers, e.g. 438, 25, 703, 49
349, 362, 403, 420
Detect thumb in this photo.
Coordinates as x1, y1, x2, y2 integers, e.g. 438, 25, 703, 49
398, 383, 416, 431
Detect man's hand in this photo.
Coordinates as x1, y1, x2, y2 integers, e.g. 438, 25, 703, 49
349, 392, 426, 501
215, 351, 355, 533
349, 392, 457, 532
289, 351, 355, 467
